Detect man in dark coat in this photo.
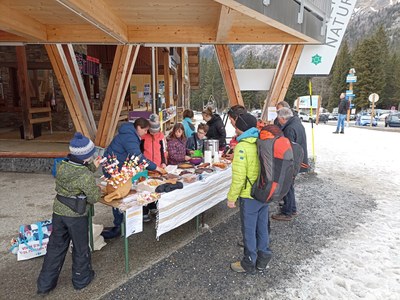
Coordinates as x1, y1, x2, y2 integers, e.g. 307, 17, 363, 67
272, 107, 308, 221
333, 93, 349, 134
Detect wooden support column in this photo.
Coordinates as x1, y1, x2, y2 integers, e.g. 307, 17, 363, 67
16, 46, 33, 139
96, 45, 140, 148
45, 44, 95, 139
62, 44, 97, 138
261, 44, 303, 120
177, 48, 184, 108
163, 48, 171, 108
214, 44, 243, 107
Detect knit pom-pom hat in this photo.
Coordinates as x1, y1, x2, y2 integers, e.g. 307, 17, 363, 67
149, 113, 161, 133
69, 132, 95, 160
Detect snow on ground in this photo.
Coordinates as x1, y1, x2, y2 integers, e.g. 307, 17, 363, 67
191, 113, 399, 299
269, 123, 400, 299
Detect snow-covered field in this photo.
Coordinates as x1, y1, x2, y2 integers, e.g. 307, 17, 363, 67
271, 123, 400, 299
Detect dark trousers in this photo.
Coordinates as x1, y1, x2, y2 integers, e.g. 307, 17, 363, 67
239, 197, 272, 271
37, 213, 93, 292
281, 183, 296, 216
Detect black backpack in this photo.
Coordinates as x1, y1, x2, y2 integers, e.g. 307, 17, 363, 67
249, 132, 295, 203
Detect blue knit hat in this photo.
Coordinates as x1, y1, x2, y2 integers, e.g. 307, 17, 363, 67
69, 132, 95, 160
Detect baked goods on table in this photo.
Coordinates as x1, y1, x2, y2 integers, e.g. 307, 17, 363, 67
179, 170, 193, 176
178, 163, 194, 169
212, 162, 227, 169
195, 168, 214, 174
137, 191, 161, 205
181, 174, 197, 183
198, 162, 210, 168
148, 170, 162, 177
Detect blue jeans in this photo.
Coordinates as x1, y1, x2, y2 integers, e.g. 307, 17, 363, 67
336, 114, 346, 132
281, 183, 296, 216
239, 197, 272, 269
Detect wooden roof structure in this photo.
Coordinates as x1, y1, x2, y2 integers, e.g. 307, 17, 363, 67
0, 0, 331, 149
0, 0, 328, 45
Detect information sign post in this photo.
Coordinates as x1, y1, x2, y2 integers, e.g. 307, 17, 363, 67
368, 93, 379, 128
346, 68, 357, 124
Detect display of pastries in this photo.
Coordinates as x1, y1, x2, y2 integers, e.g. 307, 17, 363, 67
178, 163, 194, 169
147, 180, 161, 186
198, 162, 210, 168
213, 162, 227, 169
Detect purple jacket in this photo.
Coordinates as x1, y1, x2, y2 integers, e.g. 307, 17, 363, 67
167, 138, 187, 165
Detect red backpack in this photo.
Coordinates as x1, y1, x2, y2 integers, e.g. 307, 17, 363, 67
248, 125, 298, 203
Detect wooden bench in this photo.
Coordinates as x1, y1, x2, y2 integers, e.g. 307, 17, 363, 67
29, 106, 52, 133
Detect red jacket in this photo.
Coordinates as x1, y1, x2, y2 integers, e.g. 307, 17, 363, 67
140, 132, 166, 167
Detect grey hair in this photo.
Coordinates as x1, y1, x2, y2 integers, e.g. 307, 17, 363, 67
277, 107, 293, 120
276, 101, 290, 109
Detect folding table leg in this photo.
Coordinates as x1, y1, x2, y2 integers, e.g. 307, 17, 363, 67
121, 211, 129, 274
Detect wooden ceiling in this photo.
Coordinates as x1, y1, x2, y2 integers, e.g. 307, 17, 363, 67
0, 0, 320, 45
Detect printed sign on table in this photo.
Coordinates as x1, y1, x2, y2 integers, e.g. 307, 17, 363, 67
125, 206, 143, 238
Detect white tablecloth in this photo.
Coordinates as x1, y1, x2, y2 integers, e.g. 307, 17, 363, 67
156, 167, 232, 239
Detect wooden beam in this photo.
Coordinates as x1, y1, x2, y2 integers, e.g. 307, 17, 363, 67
261, 44, 303, 120
108, 45, 140, 143
216, 6, 235, 42
45, 44, 92, 139
213, 0, 319, 43
46, 24, 308, 44
0, 62, 53, 69
277, 45, 304, 101
47, 25, 117, 44
16, 46, 33, 139
129, 25, 216, 44
56, 0, 128, 43
0, 152, 69, 158
163, 49, 171, 108
214, 45, 244, 107
0, 31, 27, 43
62, 44, 97, 138
0, 3, 47, 41
96, 45, 140, 148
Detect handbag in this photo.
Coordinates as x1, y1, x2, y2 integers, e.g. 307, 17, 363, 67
17, 219, 52, 261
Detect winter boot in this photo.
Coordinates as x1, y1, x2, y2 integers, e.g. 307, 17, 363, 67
256, 252, 272, 271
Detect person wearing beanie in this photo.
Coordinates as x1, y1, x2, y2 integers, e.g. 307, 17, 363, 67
140, 114, 167, 218
37, 132, 102, 295
102, 119, 165, 238
226, 113, 272, 274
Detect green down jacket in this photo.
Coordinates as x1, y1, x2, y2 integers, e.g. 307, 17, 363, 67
53, 160, 101, 217
227, 128, 260, 203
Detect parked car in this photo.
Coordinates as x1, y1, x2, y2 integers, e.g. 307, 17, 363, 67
250, 109, 261, 119
355, 115, 378, 127
298, 111, 310, 122
385, 113, 400, 127
318, 113, 329, 124
328, 113, 338, 120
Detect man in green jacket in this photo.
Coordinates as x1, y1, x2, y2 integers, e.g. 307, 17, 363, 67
227, 113, 272, 274
37, 132, 101, 295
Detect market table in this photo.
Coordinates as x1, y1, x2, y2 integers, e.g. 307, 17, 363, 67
92, 166, 232, 273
